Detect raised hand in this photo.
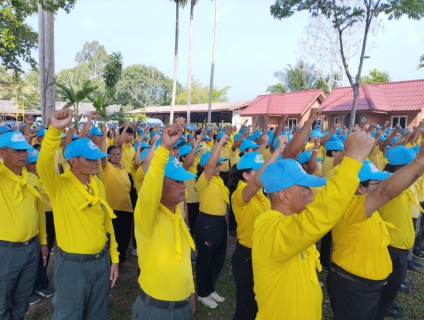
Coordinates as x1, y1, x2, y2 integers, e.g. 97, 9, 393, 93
344, 132, 375, 163
51, 110, 73, 131
277, 135, 288, 152
161, 124, 182, 151
308, 108, 322, 122
218, 134, 229, 145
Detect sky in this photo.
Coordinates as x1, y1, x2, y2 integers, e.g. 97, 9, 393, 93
25, 0, 424, 102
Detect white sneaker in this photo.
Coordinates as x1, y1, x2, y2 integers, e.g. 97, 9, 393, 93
210, 291, 225, 302
132, 248, 137, 256
198, 295, 218, 309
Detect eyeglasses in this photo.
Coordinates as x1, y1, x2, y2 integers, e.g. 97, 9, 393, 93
216, 163, 222, 167
368, 181, 381, 186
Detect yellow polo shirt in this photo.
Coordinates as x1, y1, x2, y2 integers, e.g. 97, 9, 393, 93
103, 162, 133, 212
379, 192, 415, 250
332, 195, 392, 280
262, 147, 271, 162
196, 173, 228, 216
368, 146, 385, 171
135, 146, 195, 300
232, 180, 270, 248
322, 156, 337, 178
37, 127, 119, 263
134, 166, 146, 194
229, 148, 240, 168
197, 142, 210, 158
213, 144, 230, 173
40, 182, 52, 212
0, 164, 47, 244
252, 157, 362, 320
121, 142, 135, 174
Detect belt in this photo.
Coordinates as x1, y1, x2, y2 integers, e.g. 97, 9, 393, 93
59, 247, 106, 262
0, 236, 36, 248
139, 288, 190, 310
330, 262, 387, 286
388, 246, 409, 254
199, 212, 226, 219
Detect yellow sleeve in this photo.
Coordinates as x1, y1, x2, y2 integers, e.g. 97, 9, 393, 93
263, 157, 362, 262
33, 176, 47, 245
37, 127, 62, 202
135, 146, 169, 239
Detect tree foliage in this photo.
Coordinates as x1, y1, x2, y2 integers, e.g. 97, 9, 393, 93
266, 83, 288, 94
176, 78, 229, 105
89, 91, 121, 122
75, 41, 108, 80
103, 52, 123, 98
360, 69, 390, 84
418, 55, 424, 70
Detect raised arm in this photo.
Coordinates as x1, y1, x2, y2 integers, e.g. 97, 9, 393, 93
117, 122, 130, 146
141, 133, 160, 173
305, 138, 320, 174
270, 114, 288, 153
204, 134, 229, 181
133, 131, 148, 170
183, 134, 201, 170
379, 124, 401, 151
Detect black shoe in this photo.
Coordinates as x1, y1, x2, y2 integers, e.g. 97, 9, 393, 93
412, 259, 424, 267
413, 248, 424, 260
403, 278, 416, 286
386, 307, 403, 319
392, 301, 405, 312
399, 284, 412, 293
408, 260, 420, 272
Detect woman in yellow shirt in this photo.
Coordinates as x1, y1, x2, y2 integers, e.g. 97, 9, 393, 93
195, 134, 230, 309
101, 145, 133, 267
229, 136, 286, 320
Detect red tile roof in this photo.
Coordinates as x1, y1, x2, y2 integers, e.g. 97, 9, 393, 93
320, 79, 424, 113
240, 89, 326, 116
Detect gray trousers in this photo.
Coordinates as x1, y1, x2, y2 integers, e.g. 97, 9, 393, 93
0, 237, 39, 320
408, 213, 422, 260
132, 295, 192, 320
52, 248, 111, 320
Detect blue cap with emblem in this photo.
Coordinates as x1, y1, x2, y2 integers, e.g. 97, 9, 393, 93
240, 140, 259, 153
0, 132, 32, 150
0, 126, 12, 134
237, 152, 265, 171
27, 147, 40, 163
358, 160, 391, 182
385, 145, 416, 166
199, 151, 227, 166
64, 138, 108, 161
165, 156, 197, 181
36, 129, 46, 138
297, 151, 323, 164
133, 141, 151, 150
88, 127, 103, 137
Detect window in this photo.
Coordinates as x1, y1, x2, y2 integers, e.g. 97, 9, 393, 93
391, 116, 407, 128
288, 118, 297, 128
334, 117, 338, 124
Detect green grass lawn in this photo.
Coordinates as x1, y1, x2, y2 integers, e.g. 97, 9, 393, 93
27, 237, 424, 319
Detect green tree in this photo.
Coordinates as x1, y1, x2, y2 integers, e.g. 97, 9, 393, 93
103, 52, 123, 99
115, 64, 181, 108
176, 78, 229, 104
266, 83, 288, 94
75, 41, 109, 80
271, 60, 317, 92
418, 55, 424, 70
270, 0, 424, 129
360, 69, 390, 84
89, 91, 121, 123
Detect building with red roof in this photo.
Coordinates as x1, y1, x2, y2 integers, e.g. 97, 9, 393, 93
240, 89, 326, 128
320, 79, 424, 128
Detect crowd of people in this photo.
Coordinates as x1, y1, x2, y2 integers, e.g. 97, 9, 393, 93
1, 107, 424, 320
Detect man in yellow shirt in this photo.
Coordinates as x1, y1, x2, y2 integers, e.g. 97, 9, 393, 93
37, 110, 119, 320
0, 131, 47, 319
252, 132, 374, 320
133, 123, 197, 319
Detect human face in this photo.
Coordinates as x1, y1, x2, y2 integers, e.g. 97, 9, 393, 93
285, 185, 314, 213
242, 169, 257, 182
37, 136, 44, 143
0, 147, 28, 171
162, 177, 186, 206
331, 150, 342, 158
214, 162, 222, 176
356, 180, 381, 195
90, 135, 103, 147
26, 162, 37, 175
170, 147, 179, 157
125, 132, 133, 143
108, 148, 122, 165
70, 157, 101, 175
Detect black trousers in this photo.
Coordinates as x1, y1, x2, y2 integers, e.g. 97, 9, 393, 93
34, 211, 55, 293
187, 202, 199, 237
195, 213, 227, 298
327, 263, 385, 320
128, 173, 138, 250
319, 231, 332, 269
232, 242, 257, 320
375, 248, 408, 320
112, 210, 133, 264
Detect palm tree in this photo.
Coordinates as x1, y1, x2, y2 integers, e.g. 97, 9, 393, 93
266, 83, 287, 94
186, 0, 198, 124
90, 91, 122, 124
273, 60, 316, 92
207, 0, 219, 125
170, 0, 188, 125
418, 55, 424, 70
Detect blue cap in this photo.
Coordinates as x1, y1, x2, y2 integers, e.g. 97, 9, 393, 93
240, 127, 246, 134
36, 129, 46, 138
206, 127, 211, 133
0, 126, 12, 134
237, 152, 264, 171
165, 157, 196, 181
88, 127, 103, 137
19, 123, 25, 131
309, 130, 324, 138
234, 133, 243, 142
186, 124, 196, 131
203, 135, 211, 141
72, 133, 78, 140
64, 138, 108, 161
27, 147, 40, 163
338, 134, 347, 143
199, 151, 227, 166
140, 148, 150, 162
137, 127, 143, 133
325, 139, 344, 151
0, 132, 32, 150
385, 146, 416, 166
249, 131, 262, 141
266, 131, 274, 146
216, 132, 225, 141
335, 128, 343, 135
388, 136, 399, 146
134, 141, 151, 150
260, 159, 327, 193
358, 160, 392, 182
174, 140, 185, 148
371, 130, 377, 138
240, 140, 259, 153
297, 151, 324, 164
179, 145, 198, 157
411, 145, 420, 154
379, 135, 386, 142
273, 132, 287, 150
376, 125, 382, 129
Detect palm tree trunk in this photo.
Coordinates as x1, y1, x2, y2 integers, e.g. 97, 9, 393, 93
170, 0, 180, 125
187, 0, 195, 124
38, 4, 46, 124
44, 10, 55, 122
208, 0, 219, 125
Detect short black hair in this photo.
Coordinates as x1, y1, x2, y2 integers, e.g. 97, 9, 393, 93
360, 179, 371, 188
326, 150, 340, 157
119, 126, 134, 134
107, 145, 121, 154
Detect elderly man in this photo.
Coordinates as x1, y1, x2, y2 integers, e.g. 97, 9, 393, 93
252, 132, 374, 320
37, 109, 119, 320
0, 131, 47, 320
133, 122, 197, 319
